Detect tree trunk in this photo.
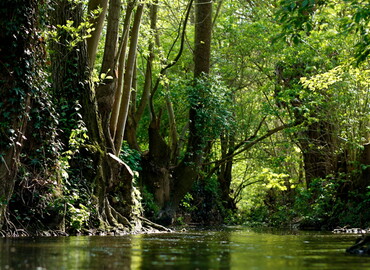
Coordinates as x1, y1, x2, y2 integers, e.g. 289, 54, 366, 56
275, 62, 338, 188
218, 134, 237, 211
157, 0, 213, 224
110, 0, 136, 140
50, 0, 86, 150
87, 0, 109, 67
50, 0, 148, 232
95, 0, 121, 153
141, 119, 172, 208
299, 120, 338, 187
114, 4, 144, 155
0, 0, 41, 228
125, 2, 158, 151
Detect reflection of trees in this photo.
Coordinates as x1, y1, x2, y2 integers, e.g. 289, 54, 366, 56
0, 232, 232, 269
0, 236, 136, 270
229, 230, 304, 269
0, 230, 363, 270
138, 231, 231, 269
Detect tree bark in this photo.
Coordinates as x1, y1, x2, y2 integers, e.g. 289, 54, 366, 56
87, 0, 109, 67
50, 0, 86, 150
299, 121, 337, 187
114, 4, 144, 155
218, 134, 237, 211
157, 0, 213, 224
95, 0, 121, 153
125, 2, 158, 151
275, 62, 338, 188
49, 0, 143, 232
110, 0, 136, 140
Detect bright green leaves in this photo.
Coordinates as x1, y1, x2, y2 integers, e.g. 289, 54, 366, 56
49, 19, 94, 50
258, 168, 291, 191
301, 65, 345, 91
67, 202, 91, 231
301, 63, 370, 144
119, 142, 142, 173
276, 0, 370, 63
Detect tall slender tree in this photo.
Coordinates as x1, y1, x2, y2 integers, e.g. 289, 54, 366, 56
155, 0, 213, 223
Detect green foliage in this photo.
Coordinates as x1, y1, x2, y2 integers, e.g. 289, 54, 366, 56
276, 0, 318, 44
62, 177, 94, 233
60, 123, 97, 232
243, 172, 370, 229
119, 142, 142, 173
141, 187, 160, 218
50, 19, 93, 49
187, 74, 234, 144
275, 0, 370, 63
294, 177, 340, 225
180, 193, 197, 212
0, 0, 50, 153
290, 176, 370, 228
63, 122, 89, 159
2, 0, 370, 232
67, 203, 90, 231
186, 176, 224, 224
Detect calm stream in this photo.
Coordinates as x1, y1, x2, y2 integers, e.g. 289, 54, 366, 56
1, 227, 369, 269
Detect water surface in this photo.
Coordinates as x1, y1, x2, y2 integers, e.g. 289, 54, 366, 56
0, 227, 368, 269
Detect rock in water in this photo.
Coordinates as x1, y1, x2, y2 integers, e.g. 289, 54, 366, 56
346, 235, 370, 255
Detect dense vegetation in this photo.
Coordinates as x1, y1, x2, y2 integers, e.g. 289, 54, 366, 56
0, 0, 369, 235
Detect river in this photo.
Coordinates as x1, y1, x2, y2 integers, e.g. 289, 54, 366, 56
0, 227, 368, 269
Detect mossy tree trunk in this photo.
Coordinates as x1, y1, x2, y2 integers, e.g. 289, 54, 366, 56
49, 0, 149, 232
82, 0, 165, 231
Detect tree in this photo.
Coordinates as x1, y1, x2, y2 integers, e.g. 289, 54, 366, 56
47, 0, 167, 232
0, 0, 45, 228
155, 0, 214, 223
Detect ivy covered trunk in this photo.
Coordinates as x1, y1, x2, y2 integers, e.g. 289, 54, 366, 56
50, 0, 86, 150
0, 0, 44, 228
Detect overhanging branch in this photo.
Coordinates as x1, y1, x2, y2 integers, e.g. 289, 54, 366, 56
204, 121, 297, 179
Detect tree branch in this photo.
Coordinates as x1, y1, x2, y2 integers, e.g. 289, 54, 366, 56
149, 0, 193, 120
203, 121, 297, 179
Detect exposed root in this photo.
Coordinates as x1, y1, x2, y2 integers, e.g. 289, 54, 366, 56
140, 217, 172, 232
94, 197, 170, 234
109, 206, 132, 228
0, 229, 29, 237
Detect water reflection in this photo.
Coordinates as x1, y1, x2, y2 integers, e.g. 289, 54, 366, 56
0, 236, 134, 269
138, 231, 232, 269
1, 228, 370, 270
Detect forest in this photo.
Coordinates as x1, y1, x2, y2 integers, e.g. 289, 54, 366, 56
0, 0, 369, 236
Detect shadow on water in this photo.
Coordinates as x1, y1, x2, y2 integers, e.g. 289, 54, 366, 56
1, 227, 370, 269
